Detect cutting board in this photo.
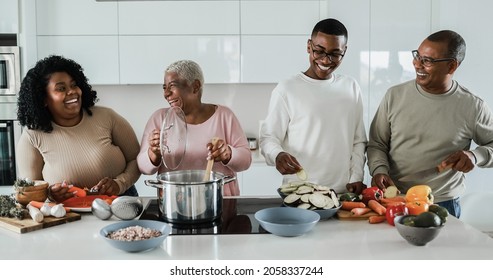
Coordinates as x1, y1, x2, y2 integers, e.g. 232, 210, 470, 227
0, 212, 81, 234
336, 209, 379, 220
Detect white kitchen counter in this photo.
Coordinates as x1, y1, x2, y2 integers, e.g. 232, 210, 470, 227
1, 197, 493, 260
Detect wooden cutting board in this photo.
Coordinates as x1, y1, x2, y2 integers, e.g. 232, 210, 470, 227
336, 210, 379, 220
0, 212, 81, 234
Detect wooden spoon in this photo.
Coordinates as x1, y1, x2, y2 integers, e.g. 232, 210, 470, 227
203, 137, 219, 181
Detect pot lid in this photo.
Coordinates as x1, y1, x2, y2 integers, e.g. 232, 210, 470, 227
160, 107, 187, 170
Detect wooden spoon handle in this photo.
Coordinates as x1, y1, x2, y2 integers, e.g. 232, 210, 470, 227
203, 137, 219, 181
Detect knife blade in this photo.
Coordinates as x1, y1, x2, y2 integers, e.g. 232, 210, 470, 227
399, 164, 452, 182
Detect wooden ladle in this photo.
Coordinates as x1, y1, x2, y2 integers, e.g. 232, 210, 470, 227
203, 137, 219, 181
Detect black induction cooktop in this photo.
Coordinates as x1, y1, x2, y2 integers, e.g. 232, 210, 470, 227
139, 197, 283, 235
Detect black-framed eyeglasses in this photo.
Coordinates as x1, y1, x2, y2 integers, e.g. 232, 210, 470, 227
309, 40, 345, 63
411, 50, 456, 67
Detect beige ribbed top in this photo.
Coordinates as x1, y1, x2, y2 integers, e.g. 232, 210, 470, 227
16, 106, 141, 194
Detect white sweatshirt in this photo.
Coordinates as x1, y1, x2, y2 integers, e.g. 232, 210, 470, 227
260, 72, 367, 193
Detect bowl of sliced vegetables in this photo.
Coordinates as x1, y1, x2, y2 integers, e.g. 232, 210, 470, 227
279, 181, 341, 219
255, 207, 320, 237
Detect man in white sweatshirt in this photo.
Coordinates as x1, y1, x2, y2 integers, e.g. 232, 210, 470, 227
260, 18, 367, 194
368, 30, 493, 217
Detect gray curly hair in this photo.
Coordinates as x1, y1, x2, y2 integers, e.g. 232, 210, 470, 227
165, 60, 204, 88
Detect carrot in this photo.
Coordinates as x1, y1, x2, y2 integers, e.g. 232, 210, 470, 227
341, 201, 366, 211
29, 201, 71, 213
351, 207, 372, 216
368, 200, 387, 216
380, 196, 406, 204
368, 215, 387, 224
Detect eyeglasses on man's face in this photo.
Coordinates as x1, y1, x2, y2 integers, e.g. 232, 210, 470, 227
412, 50, 456, 67
309, 40, 345, 63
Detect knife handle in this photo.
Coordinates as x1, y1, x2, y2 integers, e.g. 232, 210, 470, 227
437, 163, 453, 173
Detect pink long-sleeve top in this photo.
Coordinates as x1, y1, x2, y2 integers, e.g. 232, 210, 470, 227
137, 105, 252, 196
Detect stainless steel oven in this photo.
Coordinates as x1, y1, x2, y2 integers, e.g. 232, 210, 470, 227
0, 120, 21, 191
0, 46, 20, 120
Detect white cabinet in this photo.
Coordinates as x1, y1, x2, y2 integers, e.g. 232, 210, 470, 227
119, 36, 240, 84
240, 1, 319, 35
37, 36, 120, 85
36, 0, 118, 35
239, 0, 319, 83
118, 1, 239, 35
240, 163, 283, 196
35, 0, 119, 84
117, 1, 240, 84
0, 0, 18, 33
241, 36, 308, 83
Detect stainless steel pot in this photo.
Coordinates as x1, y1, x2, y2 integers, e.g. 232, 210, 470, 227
145, 170, 235, 224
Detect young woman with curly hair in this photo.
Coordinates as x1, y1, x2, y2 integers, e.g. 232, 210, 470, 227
17, 55, 141, 202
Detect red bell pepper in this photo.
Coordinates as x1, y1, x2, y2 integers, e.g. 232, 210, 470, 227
361, 186, 383, 204
386, 203, 408, 226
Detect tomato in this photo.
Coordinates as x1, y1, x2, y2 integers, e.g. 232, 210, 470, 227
361, 186, 383, 204
405, 201, 429, 215
386, 203, 408, 226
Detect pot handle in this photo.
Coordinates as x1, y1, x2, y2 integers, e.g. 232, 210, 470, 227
222, 175, 236, 185
144, 179, 164, 188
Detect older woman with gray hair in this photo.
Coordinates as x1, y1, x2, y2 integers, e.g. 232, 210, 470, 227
137, 60, 251, 196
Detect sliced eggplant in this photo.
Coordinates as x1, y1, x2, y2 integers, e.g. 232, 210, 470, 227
300, 193, 311, 203
323, 196, 335, 209
296, 185, 314, 194
330, 189, 340, 208
308, 193, 327, 208
313, 185, 330, 191
284, 193, 301, 205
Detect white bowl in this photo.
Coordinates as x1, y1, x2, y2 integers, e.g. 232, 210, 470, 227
254, 207, 320, 237
100, 220, 171, 252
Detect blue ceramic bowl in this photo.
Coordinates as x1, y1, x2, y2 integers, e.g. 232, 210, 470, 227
100, 220, 172, 252
254, 207, 320, 237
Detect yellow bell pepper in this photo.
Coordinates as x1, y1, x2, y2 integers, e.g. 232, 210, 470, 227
405, 185, 434, 205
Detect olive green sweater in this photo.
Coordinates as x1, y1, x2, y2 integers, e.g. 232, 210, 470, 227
368, 80, 493, 202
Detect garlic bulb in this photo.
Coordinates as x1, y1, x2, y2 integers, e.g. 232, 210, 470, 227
50, 204, 66, 218
40, 203, 52, 216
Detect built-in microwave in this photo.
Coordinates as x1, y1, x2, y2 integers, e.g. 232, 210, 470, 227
0, 46, 21, 120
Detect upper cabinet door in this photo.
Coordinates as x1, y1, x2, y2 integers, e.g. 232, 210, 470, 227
37, 36, 120, 85
241, 36, 307, 83
36, 0, 118, 35
118, 1, 240, 35
119, 36, 240, 84
0, 0, 18, 33
241, 0, 319, 35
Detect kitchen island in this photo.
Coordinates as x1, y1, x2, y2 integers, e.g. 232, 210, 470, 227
1, 197, 492, 260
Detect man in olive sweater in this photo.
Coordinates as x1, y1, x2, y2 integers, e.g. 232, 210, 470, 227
368, 30, 493, 217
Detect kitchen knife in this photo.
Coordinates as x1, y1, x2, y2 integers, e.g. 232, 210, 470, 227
399, 164, 453, 182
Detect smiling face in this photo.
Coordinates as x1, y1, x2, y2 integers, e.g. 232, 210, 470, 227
163, 71, 200, 113
414, 39, 458, 94
45, 72, 83, 126
304, 31, 347, 80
